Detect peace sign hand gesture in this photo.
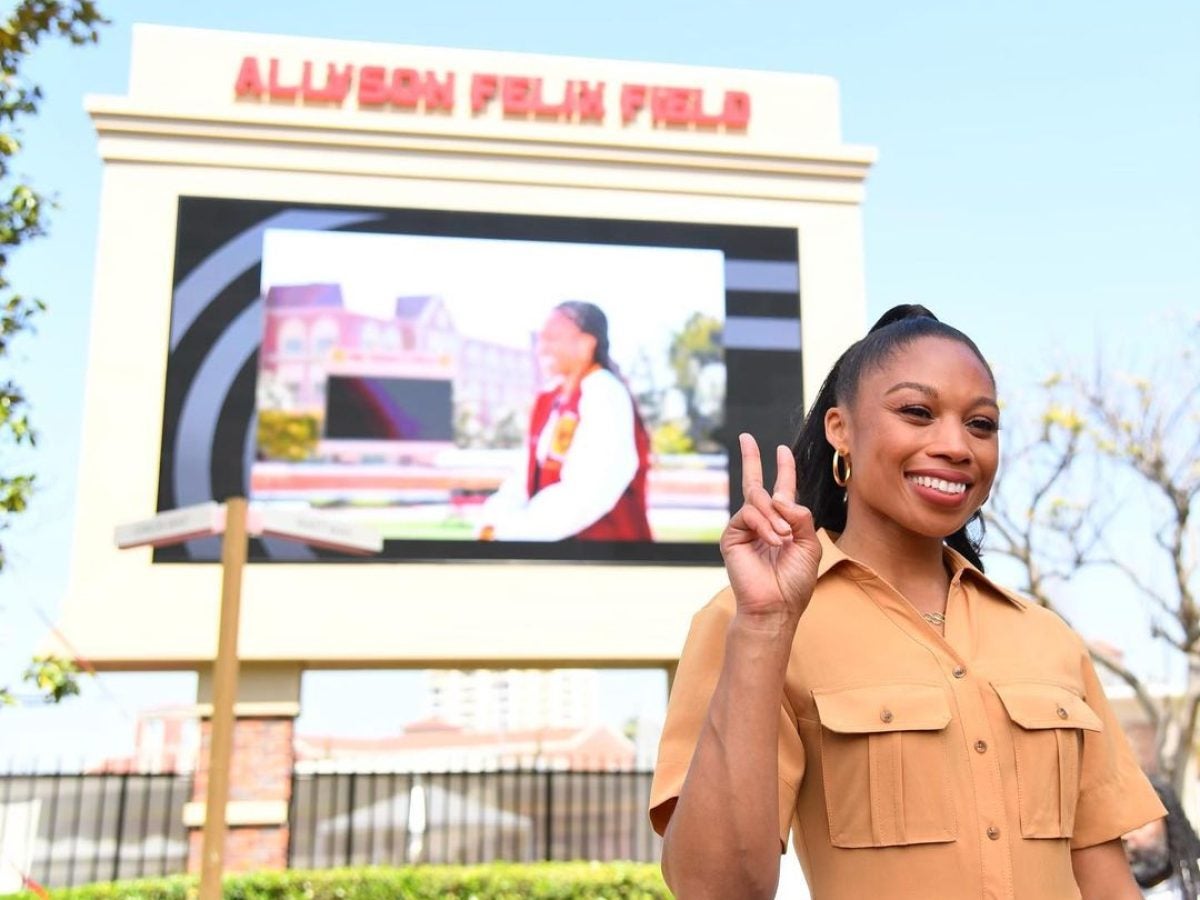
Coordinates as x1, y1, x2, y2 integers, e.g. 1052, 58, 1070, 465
720, 434, 823, 631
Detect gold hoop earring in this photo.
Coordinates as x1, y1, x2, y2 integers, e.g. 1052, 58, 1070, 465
832, 449, 851, 487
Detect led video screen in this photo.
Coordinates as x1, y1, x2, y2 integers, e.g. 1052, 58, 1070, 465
157, 197, 802, 564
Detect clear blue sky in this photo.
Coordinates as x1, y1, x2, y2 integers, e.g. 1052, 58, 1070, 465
1, 1, 1197, 762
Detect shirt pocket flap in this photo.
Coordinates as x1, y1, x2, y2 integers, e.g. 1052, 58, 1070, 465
993, 682, 1103, 732
813, 683, 951, 734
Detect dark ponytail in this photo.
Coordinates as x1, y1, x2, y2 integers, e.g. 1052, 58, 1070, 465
791, 304, 994, 570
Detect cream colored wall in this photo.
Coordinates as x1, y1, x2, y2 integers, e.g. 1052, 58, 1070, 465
52, 25, 872, 669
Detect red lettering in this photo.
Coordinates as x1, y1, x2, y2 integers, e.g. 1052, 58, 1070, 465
533, 78, 572, 117
652, 87, 695, 125
234, 56, 264, 98
621, 84, 646, 123
692, 94, 726, 128
234, 60, 737, 127
359, 67, 455, 111
357, 66, 388, 106
424, 71, 455, 111
690, 88, 745, 129
391, 68, 423, 108
299, 62, 315, 98
576, 81, 605, 121
722, 90, 750, 128
302, 62, 353, 104
502, 76, 534, 115
471, 73, 498, 113
268, 58, 300, 100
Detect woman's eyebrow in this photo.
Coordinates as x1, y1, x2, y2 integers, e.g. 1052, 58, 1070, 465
885, 381, 936, 397
885, 382, 1000, 411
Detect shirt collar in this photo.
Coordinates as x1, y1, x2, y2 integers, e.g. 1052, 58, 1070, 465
815, 528, 1026, 610
815, 528, 854, 579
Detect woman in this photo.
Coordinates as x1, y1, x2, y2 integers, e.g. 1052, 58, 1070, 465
650, 305, 1165, 899
478, 300, 652, 542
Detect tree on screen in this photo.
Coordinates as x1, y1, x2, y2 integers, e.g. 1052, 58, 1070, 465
661, 312, 723, 453
0, 1, 106, 709
257, 409, 320, 461
984, 317, 1200, 793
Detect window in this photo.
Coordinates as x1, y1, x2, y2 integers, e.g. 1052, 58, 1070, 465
278, 318, 307, 357
312, 317, 339, 356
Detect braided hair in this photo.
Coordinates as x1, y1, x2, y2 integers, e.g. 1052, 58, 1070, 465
790, 303, 995, 570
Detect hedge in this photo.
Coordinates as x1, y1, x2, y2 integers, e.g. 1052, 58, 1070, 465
3, 862, 671, 900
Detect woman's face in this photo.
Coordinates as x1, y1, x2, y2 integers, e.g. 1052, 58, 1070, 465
537, 310, 596, 377
826, 335, 1000, 541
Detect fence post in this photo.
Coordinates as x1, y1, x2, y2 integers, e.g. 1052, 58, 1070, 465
284, 773, 297, 868
111, 773, 130, 881
346, 772, 357, 866
542, 769, 553, 861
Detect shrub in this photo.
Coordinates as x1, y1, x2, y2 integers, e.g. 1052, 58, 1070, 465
3, 861, 670, 900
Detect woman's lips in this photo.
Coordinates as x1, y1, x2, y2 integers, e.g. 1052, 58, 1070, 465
905, 473, 971, 507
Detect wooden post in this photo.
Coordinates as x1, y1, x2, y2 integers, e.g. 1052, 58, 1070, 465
199, 497, 248, 900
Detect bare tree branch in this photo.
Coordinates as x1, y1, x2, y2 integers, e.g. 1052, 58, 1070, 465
1093, 553, 1177, 619
1087, 644, 1163, 738
986, 331, 1199, 791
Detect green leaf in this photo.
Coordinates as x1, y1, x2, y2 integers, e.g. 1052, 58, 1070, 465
23, 654, 83, 703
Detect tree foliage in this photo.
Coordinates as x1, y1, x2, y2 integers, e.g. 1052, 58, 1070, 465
256, 409, 320, 461
985, 317, 1200, 791
664, 312, 723, 452
0, 1, 105, 707
0, 653, 82, 706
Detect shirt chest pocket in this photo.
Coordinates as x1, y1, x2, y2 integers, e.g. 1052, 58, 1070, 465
812, 683, 956, 849
992, 681, 1103, 839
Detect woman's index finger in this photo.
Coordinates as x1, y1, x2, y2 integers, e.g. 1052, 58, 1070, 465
773, 444, 797, 501
739, 433, 764, 496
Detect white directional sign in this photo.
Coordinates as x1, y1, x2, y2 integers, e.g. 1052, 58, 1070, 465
114, 501, 226, 549
115, 502, 382, 555
253, 507, 383, 555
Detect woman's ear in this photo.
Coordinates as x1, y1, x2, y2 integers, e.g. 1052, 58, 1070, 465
825, 405, 849, 453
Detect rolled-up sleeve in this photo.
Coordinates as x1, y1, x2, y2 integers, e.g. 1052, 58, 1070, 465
1070, 648, 1166, 849
648, 588, 806, 849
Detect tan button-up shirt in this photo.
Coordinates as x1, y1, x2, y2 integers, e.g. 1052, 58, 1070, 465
650, 530, 1165, 900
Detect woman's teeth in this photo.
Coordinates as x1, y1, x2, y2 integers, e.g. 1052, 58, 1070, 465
907, 475, 967, 495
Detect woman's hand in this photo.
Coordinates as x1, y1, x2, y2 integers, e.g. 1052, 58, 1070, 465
720, 433, 822, 630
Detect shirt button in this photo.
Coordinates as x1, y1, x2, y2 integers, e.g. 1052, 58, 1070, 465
880, 709, 894, 723
986, 826, 1001, 841
974, 740, 988, 753
952, 666, 966, 678
1056, 706, 1069, 720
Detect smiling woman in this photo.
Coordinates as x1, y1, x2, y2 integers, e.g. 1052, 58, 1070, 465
649, 305, 1167, 900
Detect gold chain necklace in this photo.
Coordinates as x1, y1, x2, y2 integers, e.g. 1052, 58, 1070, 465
922, 611, 946, 628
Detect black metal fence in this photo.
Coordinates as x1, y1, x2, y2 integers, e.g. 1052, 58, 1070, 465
0, 769, 193, 890
288, 767, 660, 869
0, 766, 659, 889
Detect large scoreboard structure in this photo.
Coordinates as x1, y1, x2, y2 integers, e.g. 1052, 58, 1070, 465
54, 25, 874, 677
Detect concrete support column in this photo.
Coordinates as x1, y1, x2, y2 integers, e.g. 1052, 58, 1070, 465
185, 664, 302, 873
